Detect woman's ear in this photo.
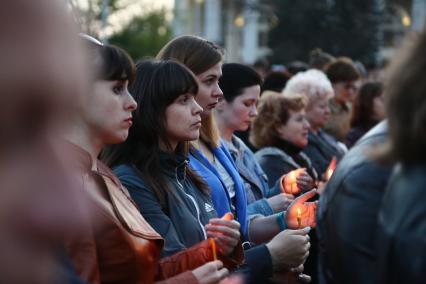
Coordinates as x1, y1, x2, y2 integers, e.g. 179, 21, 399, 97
275, 124, 285, 137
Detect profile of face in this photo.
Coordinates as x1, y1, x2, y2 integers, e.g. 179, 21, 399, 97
276, 109, 310, 148
195, 62, 224, 117
164, 93, 203, 147
306, 95, 331, 131
84, 79, 137, 144
333, 80, 360, 104
372, 95, 385, 121
217, 85, 260, 132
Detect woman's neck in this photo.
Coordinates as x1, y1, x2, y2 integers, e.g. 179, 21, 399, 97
193, 138, 215, 164
62, 122, 103, 168
274, 139, 303, 157
215, 114, 234, 142
159, 140, 177, 153
310, 126, 319, 135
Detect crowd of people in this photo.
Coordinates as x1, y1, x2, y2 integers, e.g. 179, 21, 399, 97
2, 0, 426, 283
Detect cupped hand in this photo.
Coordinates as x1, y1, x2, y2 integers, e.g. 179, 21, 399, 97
282, 168, 312, 195
285, 189, 318, 229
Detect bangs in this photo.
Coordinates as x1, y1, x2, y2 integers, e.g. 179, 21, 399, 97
99, 45, 135, 83
156, 61, 199, 105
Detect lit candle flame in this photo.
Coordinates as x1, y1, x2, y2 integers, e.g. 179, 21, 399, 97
325, 156, 337, 181
284, 168, 304, 194
222, 212, 233, 221
297, 208, 302, 228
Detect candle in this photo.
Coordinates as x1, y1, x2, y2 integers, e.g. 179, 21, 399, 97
209, 238, 217, 260
222, 212, 233, 221
283, 169, 304, 194
297, 208, 302, 228
290, 171, 298, 194
325, 156, 337, 181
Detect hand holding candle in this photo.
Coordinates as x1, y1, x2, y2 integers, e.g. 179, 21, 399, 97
285, 189, 318, 229
297, 208, 302, 228
282, 168, 315, 195
205, 212, 240, 256
324, 156, 337, 181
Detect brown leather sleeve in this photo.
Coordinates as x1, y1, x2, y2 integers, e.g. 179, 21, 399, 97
64, 232, 101, 284
156, 239, 244, 280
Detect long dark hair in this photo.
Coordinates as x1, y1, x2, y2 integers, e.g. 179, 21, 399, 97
81, 34, 135, 83
101, 59, 208, 207
350, 81, 384, 129
156, 35, 224, 148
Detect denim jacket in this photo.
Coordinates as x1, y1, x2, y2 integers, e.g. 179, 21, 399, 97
225, 136, 281, 217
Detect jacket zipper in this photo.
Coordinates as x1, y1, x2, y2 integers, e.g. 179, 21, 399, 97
175, 160, 208, 240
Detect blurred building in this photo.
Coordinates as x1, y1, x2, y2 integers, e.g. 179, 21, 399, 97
381, 0, 426, 62
172, 0, 273, 64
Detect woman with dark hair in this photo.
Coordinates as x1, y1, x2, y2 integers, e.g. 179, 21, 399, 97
376, 28, 426, 283
215, 63, 294, 218
64, 37, 229, 284
157, 35, 315, 283
346, 81, 385, 148
261, 71, 291, 95
103, 59, 243, 268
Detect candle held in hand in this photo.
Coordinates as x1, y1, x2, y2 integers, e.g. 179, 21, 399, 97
297, 208, 302, 228
290, 171, 297, 194
209, 238, 217, 260
222, 212, 233, 221
283, 169, 304, 195
325, 156, 337, 181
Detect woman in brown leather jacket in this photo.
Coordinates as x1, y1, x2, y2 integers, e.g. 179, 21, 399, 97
62, 35, 231, 284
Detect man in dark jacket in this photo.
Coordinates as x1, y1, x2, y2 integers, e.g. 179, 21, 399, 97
317, 121, 393, 284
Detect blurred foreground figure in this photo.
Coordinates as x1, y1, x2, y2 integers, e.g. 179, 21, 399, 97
0, 0, 88, 283
317, 121, 392, 284
377, 28, 426, 284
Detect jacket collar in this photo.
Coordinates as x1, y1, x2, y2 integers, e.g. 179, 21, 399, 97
63, 141, 122, 186
158, 151, 189, 181
273, 139, 303, 157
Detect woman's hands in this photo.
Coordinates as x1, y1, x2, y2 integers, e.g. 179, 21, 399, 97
285, 189, 318, 229
281, 168, 315, 195
268, 193, 295, 212
205, 214, 241, 256
266, 227, 311, 271
192, 260, 229, 284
